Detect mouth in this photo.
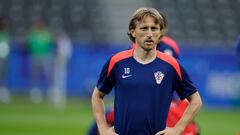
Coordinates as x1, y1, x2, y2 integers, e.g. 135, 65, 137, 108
145, 40, 154, 45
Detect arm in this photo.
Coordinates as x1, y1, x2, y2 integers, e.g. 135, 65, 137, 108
91, 87, 117, 135
173, 92, 202, 133
156, 92, 202, 135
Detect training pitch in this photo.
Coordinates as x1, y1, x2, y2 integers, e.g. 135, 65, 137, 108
0, 96, 239, 135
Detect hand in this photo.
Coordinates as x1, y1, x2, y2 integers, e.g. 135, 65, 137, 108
100, 126, 118, 135
155, 127, 182, 135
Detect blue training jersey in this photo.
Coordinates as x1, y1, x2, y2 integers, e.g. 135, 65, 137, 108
96, 48, 197, 135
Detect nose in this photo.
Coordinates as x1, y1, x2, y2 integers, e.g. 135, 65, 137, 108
147, 29, 153, 38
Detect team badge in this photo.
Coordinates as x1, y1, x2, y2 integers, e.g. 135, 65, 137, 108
154, 71, 164, 84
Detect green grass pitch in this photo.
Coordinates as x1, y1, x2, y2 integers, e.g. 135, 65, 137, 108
0, 96, 239, 135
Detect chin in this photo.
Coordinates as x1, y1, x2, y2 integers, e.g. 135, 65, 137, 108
143, 45, 155, 51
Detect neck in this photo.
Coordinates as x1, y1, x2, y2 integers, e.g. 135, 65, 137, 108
133, 47, 157, 64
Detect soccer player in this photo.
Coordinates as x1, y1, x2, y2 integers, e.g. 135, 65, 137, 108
92, 7, 202, 135
88, 37, 200, 135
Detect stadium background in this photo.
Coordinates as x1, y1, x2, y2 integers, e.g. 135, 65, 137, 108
0, 0, 240, 135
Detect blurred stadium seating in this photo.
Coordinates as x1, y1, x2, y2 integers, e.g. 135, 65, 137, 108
151, 0, 240, 46
0, 0, 239, 46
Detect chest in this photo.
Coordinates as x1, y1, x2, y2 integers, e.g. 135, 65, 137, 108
114, 59, 175, 88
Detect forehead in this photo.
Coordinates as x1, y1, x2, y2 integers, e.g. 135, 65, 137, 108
137, 16, 159, 26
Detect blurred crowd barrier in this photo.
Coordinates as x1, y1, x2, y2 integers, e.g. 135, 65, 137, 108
180, 46, 240, 107
3, 42, 240, 108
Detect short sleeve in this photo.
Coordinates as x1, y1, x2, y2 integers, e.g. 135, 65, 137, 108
173, 64, 197, 100
96, 57, 116, 94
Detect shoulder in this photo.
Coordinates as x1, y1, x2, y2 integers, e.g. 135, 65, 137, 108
156, 51, 178, 65
160, 36, 180, 56
110, 49, 133, 63
156, 51, 182, 80
107, 49, 133, 76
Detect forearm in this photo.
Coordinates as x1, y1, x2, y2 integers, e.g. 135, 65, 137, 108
174, 92, 202, 133
91, 88, 109, 134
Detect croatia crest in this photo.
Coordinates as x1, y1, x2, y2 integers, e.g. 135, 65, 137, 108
154, 71, 164, 84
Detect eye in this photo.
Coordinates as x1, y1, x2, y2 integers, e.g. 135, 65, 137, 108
151, 27, 159, 31
140, 27, 148, 31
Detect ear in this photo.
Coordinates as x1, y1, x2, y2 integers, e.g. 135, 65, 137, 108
130, 29, 136, 38
158, 30, 165, 39
160, 28, 167, 37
